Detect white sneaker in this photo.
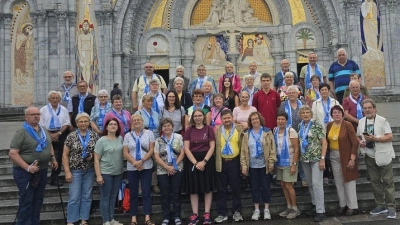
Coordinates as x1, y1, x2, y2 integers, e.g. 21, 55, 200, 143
251, 210, 260, 221
264, 209, 271, 220
103, 222, 111, 225
110, 219, 123, 225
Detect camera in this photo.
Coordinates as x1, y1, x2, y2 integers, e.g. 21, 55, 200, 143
366, 141, 375, 149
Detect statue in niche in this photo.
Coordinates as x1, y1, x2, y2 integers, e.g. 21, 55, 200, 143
14, 23, 33, 85
76, 19, 98, 93
361, 0, 378, 52
202, 36, 226, 64
241, 38, 254, 61
203, 0, 258, 26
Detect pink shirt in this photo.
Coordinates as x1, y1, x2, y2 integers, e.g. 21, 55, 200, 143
218, 74, 242, 93
233, 106, 257, 126
103, 109, 131, 138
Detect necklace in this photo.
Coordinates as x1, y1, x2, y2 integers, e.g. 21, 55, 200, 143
332, 123, 340, 141
107, 137, 118, 151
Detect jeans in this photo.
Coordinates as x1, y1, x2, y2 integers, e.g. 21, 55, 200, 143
216, 157, 242, 216
301, 161, 325, 213
67, 168, 95, 223
365, 155, 396, 210
157, 171, 184, 220
50, 131, 67, 179
249, 167, 271, 204
298, 162, 306, 181
13, 167, 47, 225
99, 174, 123, 223
127, 169, 152, 216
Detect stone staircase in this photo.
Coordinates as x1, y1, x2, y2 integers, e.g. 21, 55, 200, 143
1, 129, 400, 225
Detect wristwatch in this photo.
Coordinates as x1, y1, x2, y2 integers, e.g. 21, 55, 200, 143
321, 156, 325, 160
58, 131, 62, 135
292, 162, 297, 166
203, 158, 208, 164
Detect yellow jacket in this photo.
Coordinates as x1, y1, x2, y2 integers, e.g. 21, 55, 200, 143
215, 124, 243, 172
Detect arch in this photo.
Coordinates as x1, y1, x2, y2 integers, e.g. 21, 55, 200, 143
112, 0, 130, 53
138, 28, 178, 56
2, 0, 38, 13
273, 0, 291, 25
287, 22, 324, 50
181, 0, 280, 28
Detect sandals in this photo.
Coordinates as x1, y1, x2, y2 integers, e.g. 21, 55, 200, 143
145, 220, 155, 225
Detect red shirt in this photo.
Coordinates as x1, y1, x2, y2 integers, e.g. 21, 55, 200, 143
342, 95, 368, 131
252, 89, 281, 129
184, 125, 215, 152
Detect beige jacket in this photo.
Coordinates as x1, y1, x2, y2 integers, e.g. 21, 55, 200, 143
240, 128, 277, 174
215, 124, 243, 172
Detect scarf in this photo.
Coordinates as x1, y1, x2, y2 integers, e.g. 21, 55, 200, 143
151, 92, 160, 114
221, 124, 235, 156
274, 127, 290, 167
47, 104, 61, 130
142, 109, 157, 130
112, 108, 129, 133
204, 94, 211, 107
76, 130, 90, 158
132, 130, 144, 160
23, 122, 47, 152
280, 71, 286, 87
299, 121, 313, 154
246, 86, 256, 105
285, 100, 302, 127
322, 98, 331, 124
163, 134, 178, 170
78, 93, 88, 113
197, 76, 207, 89
62, 83, 74, 102
305, 64, 323, 89
312, 87, 320, 100
349, 94, 363, 119
250, 128, 263, 158
97, 103, 110, 131
143, 74, 155, 94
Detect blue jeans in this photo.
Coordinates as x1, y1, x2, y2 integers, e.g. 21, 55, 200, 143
99, 174, 123, 223
13, 167, 47, 225
127, 169, 152, 216
249, 167, 271, 204
67, 168, 95, 223
157, 171, 183, 220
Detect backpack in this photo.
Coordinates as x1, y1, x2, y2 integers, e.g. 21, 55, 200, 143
121, 187, 130, 213
136, 74, 163, 86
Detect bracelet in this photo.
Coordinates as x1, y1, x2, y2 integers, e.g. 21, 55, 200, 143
27, 165, 33, 172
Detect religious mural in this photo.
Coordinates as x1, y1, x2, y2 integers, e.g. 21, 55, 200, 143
360, 0, 385, 88
295, 28, 316, 49
11, 1, 34, 106
76, 0, 99, 94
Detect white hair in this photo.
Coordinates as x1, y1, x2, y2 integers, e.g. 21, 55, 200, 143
149, 78, 160, 85
173, 77, 184, 85
349, 80, 360, 88
98, 89, 109, 96
25, 106, 39, 115
284, 72, 294, 78
75, 112, 90, 123
337, 48, 347, 56
176, 65, 185, 71
286, 85, 299, 93
48, 91, 62, 99
243, 74, 254, 81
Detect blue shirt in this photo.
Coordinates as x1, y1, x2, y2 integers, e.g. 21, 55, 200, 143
328, 59, 361, 93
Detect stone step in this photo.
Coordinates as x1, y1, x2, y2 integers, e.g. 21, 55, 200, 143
0, 191, 399, 224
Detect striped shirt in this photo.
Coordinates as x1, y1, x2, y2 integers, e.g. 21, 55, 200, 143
328, 59, 361, 93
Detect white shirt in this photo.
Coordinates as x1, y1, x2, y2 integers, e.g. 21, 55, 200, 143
139, 91, 165, 110
39, 104, 71, 130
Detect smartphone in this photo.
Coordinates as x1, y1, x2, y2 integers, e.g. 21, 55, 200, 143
363, 132, 370, 136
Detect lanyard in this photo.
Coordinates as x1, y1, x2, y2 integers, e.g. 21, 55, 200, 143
77, 130, 90, 158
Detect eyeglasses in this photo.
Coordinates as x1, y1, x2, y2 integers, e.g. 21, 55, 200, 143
78, 85, 87, 88
27, 113, 41, 116
363, 107, 374, 110
98, 96, 108, 98
145, 66, 153, 68
108, 123, 118, 126
64, 76, 73, 78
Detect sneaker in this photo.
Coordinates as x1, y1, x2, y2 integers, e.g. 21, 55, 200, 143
302, 180, 308, 187
152, 185, 160, 194
189, 214, 199, 225
251, 210, 260, 221
286, 208, 301, 219
264, 209, 271, 220
370, 206, 388, 215
214, 215, 227, 223
279, 208, 291, 217
103, 222, 111, 225
305, 205, 316, 216
161, 219, 169, 225
323, 178, 329, 185
232, 211, 243, 222
314, 213, 327, 222
387, 210, 396, 219
203, 212, 211, 225
110, 220, 123, 225
174, 218, 182, 225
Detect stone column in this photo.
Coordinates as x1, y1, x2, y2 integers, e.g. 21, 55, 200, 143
95, 10, 113, 91
67, 12, 77, 73
55, 11, 68, 85
387, 1, 400, 87
344, 0, 362, 64
184, 36, 195, 79
1, 14, 13, 106
31, 11, 48, 105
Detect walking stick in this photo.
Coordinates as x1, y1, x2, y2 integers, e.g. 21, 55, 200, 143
55, 176, 67, 223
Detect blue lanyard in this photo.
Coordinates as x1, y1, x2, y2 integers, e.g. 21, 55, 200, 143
77, 130, 90, 158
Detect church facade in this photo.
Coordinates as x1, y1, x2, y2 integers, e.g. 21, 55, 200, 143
0, 0, 399, 107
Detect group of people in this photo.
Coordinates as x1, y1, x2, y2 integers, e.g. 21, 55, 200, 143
9, 47, 396, 225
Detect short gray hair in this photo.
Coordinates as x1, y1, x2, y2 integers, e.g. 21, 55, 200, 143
239, 90, 250, 98
25, 106, 39, 115
176, 65, 185, 71
284, 72, 294, 78
173, 77, 184, 85
149, 78, 160, 85
243, 74, 254, 81
75, 112, 90, 123
349, 80, 360, 88
361, 99, 376, 109
48, 91, 62, 99
299, 105, 313, 117
286, 85, 299, 93
337, 48, 347, 56
98, 89, 109, 96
